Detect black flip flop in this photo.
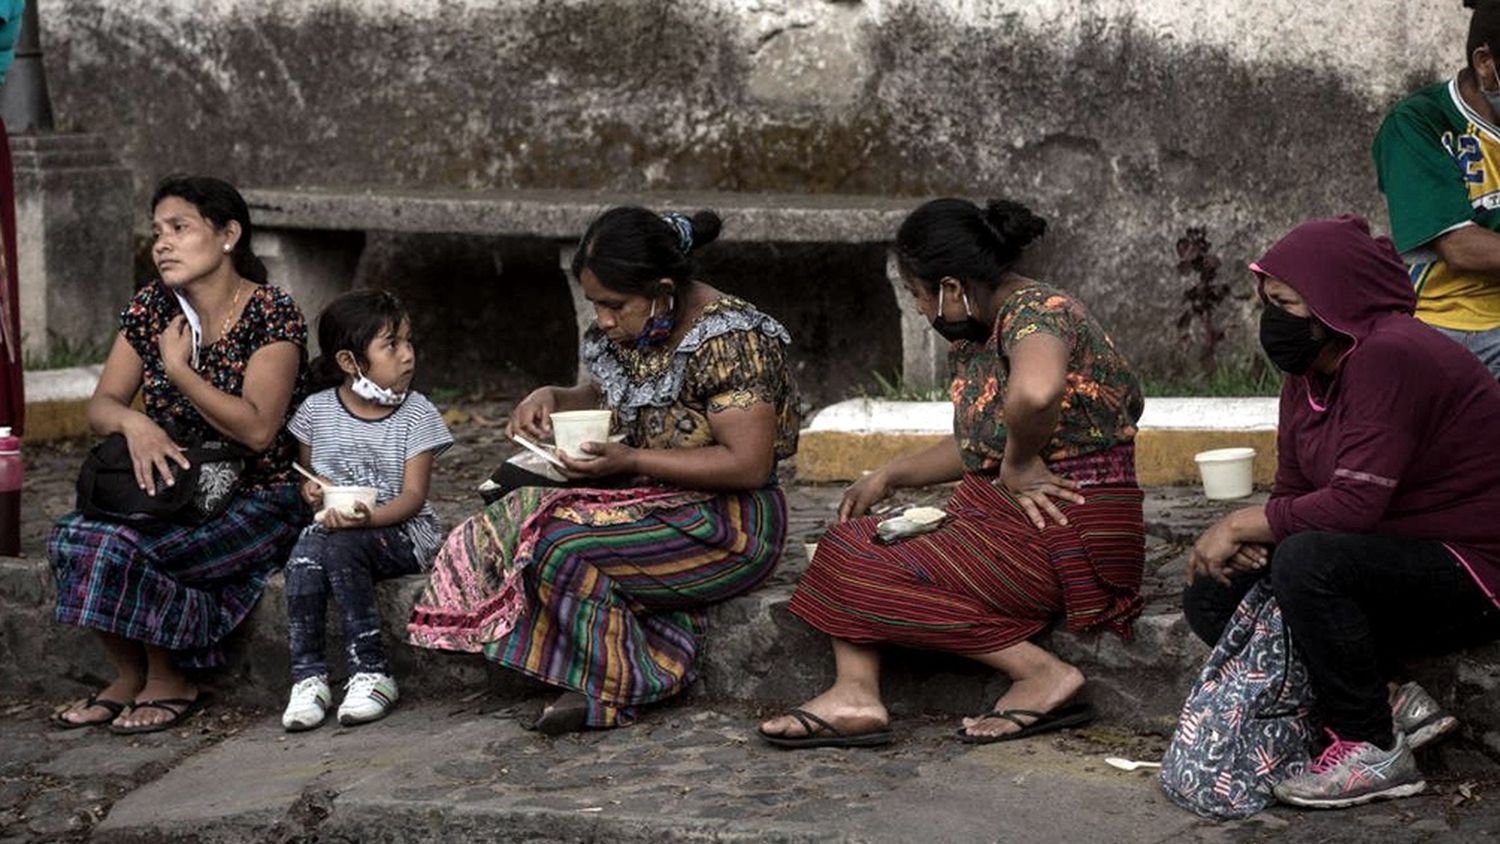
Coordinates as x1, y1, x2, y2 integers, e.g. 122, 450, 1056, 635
108, 695, 206, 736
51, 694, 128, 730
956, 701, 1096, 744
758, 707, 894, 749
530, 692, 590, 736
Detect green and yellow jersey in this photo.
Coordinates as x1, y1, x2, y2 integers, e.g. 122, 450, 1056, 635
1373, 77, 1500, 331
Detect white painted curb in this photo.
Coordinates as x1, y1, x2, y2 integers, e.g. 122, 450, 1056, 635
24, 366, 101, 403
804, 397, 1279, 434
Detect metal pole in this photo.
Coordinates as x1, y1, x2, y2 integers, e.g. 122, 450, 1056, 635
0, 3, 54, 132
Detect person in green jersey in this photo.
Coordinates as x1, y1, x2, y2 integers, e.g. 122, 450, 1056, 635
1372, 0, 1500, 377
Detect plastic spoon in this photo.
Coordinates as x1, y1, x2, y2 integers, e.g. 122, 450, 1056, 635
1103, 757, 1162, 772
292, 463, 328, 490
510, 432, 568, 470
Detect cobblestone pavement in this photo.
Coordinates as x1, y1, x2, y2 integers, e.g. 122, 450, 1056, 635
9, 399, 1500, 841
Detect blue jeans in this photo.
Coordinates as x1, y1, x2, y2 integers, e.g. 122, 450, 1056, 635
285, 524, 420, 682
1435, 324, 1500, 379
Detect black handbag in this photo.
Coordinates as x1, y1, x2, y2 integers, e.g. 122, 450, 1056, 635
75, 432, 251, 527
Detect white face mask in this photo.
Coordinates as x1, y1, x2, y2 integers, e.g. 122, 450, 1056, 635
351, 363, 407, 407
1481, 60, 1500, 118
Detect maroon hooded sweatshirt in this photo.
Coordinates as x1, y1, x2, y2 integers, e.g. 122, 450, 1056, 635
1256, 215, 1500, 607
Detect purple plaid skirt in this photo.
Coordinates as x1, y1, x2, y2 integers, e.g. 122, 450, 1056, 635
48, 483, 304, 668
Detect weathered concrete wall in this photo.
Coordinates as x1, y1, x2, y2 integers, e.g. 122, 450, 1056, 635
37, 0, 1470, 386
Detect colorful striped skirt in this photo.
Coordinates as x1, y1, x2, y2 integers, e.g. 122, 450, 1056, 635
790, 451, 1144, 655
47, 484, 305, 668
409, 484, 787, 727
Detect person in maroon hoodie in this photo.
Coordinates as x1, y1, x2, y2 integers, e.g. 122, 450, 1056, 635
1183, 215, 1500, 809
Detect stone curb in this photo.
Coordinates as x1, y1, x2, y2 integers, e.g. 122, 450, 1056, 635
797, 398, 1280, 486
20, 366, 100, 442
1, 553, 1202, 731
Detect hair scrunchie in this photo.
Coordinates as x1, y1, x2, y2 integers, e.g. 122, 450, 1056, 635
661, 212, 694, 254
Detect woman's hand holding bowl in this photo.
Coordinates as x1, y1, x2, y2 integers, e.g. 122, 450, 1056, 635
557, 440, 638, 479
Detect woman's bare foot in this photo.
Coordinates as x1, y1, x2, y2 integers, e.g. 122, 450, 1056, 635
961, 661, 1085, 740
54, 677, 142, 727
112, 675, 199, 732
759, 685, 890, 739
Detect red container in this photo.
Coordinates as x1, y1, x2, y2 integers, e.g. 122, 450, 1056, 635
0, 426, 20, 556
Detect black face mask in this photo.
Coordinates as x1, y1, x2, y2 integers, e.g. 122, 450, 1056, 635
1259, 304, 1327, 375
931, 287, 992, 344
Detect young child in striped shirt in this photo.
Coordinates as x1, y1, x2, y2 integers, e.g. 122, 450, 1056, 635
281, 290, 453, 731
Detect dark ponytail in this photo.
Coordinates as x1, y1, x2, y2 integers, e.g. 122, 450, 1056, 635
1467, 0, 1500, 68
570, 206, 722, 320
894, 197, 1047, 293
307, 289, 409, 392
150, 175, 269, 284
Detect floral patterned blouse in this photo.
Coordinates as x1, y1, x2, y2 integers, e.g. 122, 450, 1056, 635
120, 281, 308, 489
949, 281, 1143, 473
582, 296, 800, 475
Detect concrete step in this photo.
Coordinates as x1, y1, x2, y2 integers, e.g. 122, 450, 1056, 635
84, 702, 1211, 844
0, 539, 1208, 732
11, 485, 1500, 752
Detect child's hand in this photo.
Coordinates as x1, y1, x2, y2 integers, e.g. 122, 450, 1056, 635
320, 501, 371, 531
300, 477, 328, 508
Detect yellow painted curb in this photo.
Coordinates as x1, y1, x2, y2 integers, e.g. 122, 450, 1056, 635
796, 429, 1278, 486
22, 398, 91, 443
1135, 429, 1278, 487
797, 431, 949, 483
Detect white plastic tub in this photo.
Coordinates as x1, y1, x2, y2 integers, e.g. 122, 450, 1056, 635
1194, 447, 1257, 500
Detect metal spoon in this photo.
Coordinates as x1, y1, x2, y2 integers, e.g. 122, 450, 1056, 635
1103, 757, 1161, 772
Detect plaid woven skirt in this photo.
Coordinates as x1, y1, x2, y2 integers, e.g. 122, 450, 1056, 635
48, 484, 304, 668
790, 450, 1145, 654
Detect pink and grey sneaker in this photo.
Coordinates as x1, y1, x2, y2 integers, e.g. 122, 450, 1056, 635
1392, 681, 1458, 750
1273, 729, 1426, 809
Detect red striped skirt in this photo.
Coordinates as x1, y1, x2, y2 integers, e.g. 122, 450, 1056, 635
789, 448, 1145, 654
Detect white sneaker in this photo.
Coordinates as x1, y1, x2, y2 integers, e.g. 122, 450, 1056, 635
338, 672, 398, 726
282, 676, 332, 732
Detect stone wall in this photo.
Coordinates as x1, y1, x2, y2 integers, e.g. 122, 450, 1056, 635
37, 0, 1471, 393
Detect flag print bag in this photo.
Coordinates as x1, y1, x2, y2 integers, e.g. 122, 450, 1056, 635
1159, 580, 1318, 819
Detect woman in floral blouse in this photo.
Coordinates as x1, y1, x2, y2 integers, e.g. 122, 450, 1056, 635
49, 176, 307, 733
760, 198, 1145, 748
409, 206, 799, 733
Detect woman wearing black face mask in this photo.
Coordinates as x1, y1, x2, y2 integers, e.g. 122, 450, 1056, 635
1183, 216, 1500, 809
759, 198, 1145, 748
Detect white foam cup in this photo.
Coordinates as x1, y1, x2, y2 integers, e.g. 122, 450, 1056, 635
321, 485, 379, 517
1194, 447, 1256, 500
551, 410, 614, 461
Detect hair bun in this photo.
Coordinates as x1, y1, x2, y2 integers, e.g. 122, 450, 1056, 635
982, 199, 1047, 250
687, 210, 722, 252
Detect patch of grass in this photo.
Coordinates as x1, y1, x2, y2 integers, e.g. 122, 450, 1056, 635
851, 370, 949, 402
427, 386, 465, 405
21, 334, 110, 370
1142, 361, 1281, 397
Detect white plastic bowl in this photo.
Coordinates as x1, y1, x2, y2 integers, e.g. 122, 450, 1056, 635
321, 485, 379, 518
551, 410, 613, 461
1194, 448, 1256, 500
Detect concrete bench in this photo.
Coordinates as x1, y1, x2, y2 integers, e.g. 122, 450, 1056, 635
242, 187, 942, 386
